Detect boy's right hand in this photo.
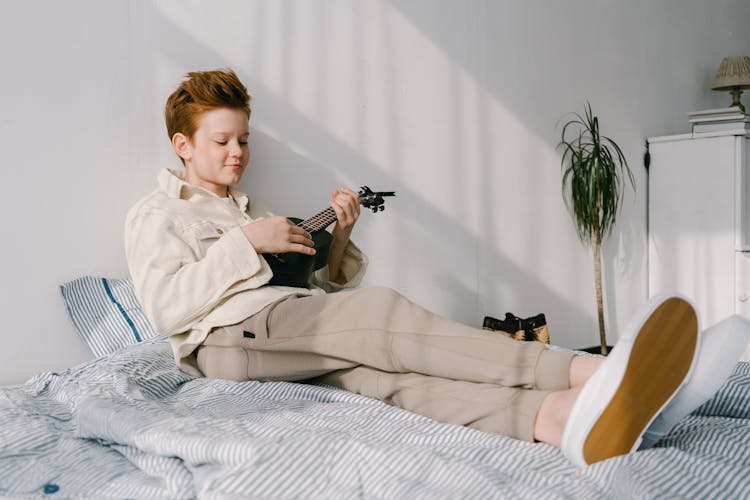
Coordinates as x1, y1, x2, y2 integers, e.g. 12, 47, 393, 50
241, 217, 316, 255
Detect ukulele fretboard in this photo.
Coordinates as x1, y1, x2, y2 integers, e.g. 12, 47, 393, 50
298, 207, 337, 232
294, 188, 394, 234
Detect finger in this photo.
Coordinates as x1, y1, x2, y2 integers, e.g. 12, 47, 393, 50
340, 187, 359, 201
339, 197, 359, 224
336, 187, 357, 203
290, 232, 315, 247
331, 189, 345, 210
290, 243, 316, 255
330, 198, 347, 224
332, 190, 357, 218
333, 195, 354, 222
289, 225, 310, 236
333, 188, 356, 204
339, 201, 356, 225
339, 188, 360, 217
330, 188, 360, 227
286, 227, 313, 245
276, 218, 297, 237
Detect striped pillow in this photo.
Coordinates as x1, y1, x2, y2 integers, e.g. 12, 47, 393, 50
59, 276, 161, 357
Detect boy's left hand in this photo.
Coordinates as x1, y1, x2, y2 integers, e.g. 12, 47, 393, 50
329, 188, 360, 242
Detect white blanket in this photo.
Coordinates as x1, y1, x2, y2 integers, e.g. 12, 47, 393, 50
1, 338, 749, 498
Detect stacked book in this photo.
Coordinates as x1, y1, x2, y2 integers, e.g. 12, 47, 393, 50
688, 106, 750, 134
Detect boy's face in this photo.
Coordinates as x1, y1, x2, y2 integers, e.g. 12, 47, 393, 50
174, 107, 250, 197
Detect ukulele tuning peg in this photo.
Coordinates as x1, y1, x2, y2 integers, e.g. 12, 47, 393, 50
379, 206, 385, 212
371, 207, 378, 213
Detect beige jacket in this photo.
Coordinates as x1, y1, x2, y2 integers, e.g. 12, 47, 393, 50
124, 169, 367, 376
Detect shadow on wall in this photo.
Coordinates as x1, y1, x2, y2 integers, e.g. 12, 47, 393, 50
387, 0, 750, 330
146, 1, 596, 342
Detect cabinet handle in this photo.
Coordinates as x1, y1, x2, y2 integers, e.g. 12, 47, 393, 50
740, 294, 749, 303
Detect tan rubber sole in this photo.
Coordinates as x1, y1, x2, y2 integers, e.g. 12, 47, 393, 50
582, 297, 698, 464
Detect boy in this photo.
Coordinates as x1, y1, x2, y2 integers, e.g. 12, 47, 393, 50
125, 68, 742, 467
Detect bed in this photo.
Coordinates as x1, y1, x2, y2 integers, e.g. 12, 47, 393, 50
1, 277, 749, 498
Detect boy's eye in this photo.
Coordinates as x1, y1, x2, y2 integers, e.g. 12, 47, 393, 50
215, 140, 227, 145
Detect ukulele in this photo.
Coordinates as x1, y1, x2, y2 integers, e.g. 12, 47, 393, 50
265, 186, 395, 288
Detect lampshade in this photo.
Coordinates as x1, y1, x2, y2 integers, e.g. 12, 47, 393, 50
711, 56, 750, 90
711, 56, 750, 111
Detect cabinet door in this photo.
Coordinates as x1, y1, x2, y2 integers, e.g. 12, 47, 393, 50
736, 251, 750, 361
648, 136, 736, 328
737, 138, 750, 250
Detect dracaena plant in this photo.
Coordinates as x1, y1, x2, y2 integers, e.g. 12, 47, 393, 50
558, 102, 634, 355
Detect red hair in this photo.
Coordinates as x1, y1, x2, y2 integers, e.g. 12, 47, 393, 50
164, 69, 251, 143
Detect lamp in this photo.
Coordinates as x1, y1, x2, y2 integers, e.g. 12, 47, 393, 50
711, 56, 750, 112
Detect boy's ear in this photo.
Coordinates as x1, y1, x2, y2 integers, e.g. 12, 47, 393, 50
171, 133, 191, 162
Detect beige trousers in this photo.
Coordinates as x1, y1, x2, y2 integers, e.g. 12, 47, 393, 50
196, 286, 573, 441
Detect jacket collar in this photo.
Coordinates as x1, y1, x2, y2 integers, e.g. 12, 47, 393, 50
158, 168, 250, 212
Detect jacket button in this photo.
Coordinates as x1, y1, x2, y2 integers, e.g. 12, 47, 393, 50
216, 228, 224, 235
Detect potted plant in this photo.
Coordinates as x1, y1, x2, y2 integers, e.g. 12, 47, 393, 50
558, 103, 634, 355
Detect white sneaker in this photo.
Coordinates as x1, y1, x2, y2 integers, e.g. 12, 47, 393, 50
639, 314, 750, 449
560, 294, 699, 467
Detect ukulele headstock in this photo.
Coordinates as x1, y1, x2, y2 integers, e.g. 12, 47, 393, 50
358, 186, 396, 213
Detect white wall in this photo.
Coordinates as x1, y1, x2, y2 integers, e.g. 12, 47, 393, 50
1, 0, 748, 385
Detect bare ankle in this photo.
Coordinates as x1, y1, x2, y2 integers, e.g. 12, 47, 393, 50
534, 387, 581, 447
569, 355, 604, 387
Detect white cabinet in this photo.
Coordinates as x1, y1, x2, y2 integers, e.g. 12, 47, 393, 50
648, 129, 750, 360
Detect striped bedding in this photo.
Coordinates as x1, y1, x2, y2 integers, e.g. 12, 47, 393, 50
1, 339, 749, 499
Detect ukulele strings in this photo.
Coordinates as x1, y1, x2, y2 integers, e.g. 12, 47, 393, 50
298, 207, 337, 233
296, 194, 380, 233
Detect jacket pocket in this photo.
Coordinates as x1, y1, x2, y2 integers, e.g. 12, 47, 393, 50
188, 221, 227, 257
